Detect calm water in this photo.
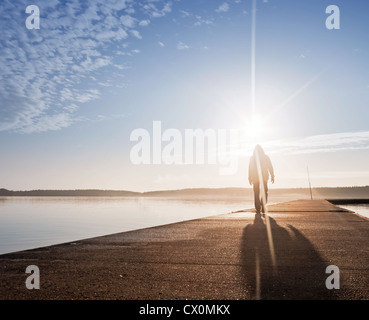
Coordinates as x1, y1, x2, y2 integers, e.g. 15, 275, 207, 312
0, 196, 254, 255
338, 204, 369, 219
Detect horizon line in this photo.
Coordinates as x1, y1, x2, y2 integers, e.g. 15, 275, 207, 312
1, 185, 369, 194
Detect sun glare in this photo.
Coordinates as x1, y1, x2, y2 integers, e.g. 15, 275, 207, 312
246, 114, 264, 140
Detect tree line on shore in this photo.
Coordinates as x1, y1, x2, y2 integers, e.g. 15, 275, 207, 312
0, 186, 368, 199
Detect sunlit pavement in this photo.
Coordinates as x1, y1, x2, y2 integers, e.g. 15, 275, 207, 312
0, 200, 368, 300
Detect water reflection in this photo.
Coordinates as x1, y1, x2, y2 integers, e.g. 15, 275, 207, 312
338, 204, 369, 219
0, 196, 253, 255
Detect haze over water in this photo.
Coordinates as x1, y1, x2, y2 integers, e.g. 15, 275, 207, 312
0, 196, 253, 255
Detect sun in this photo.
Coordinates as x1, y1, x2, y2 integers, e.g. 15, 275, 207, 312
245, 113, 264, 140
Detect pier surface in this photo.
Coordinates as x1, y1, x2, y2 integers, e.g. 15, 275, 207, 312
0, 200, 368, 300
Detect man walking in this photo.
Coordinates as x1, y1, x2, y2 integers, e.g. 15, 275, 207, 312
248, 145, 275, 214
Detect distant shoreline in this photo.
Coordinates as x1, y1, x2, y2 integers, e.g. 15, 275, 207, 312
1, 186, 368, 200
328, 199, 369, 205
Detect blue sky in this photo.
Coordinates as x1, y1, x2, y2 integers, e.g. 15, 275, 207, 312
0, 0, 368, 191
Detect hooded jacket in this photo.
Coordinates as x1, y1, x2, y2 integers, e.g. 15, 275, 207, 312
248, 145, 274, 183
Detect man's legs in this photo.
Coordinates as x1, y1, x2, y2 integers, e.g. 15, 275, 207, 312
261, 181, 268, 213
253, 183, 261, 213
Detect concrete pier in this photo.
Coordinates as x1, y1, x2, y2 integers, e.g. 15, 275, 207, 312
0, 200, 368, 300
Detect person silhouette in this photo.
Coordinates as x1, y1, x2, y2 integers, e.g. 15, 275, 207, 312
248, 145, 275, 214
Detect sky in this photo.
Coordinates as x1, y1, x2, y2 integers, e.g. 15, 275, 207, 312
0, 0, 368, 192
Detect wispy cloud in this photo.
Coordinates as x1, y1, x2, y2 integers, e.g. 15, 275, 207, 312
177, 41, 190, 50
121, 15, 138, 28
139, 19, 151, 27
180, 10, 191, 18
130, 30, 143, 39
224, 130, 369, 158
194, 17, 214, 27
142, 1, 172, 18
216, 2, 230, 13
262, 131, 369, 156
0, 0, 169, 134
179, 9, 214, 27
20, 113, 77, 134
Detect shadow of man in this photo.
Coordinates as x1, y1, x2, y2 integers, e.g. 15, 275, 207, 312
241, 213, 337, 300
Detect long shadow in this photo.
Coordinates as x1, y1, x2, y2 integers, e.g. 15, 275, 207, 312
241, 213, 337, 300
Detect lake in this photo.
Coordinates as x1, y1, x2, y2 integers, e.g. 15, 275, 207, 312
0, 196, 255, 255
337, 204, 369, 220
